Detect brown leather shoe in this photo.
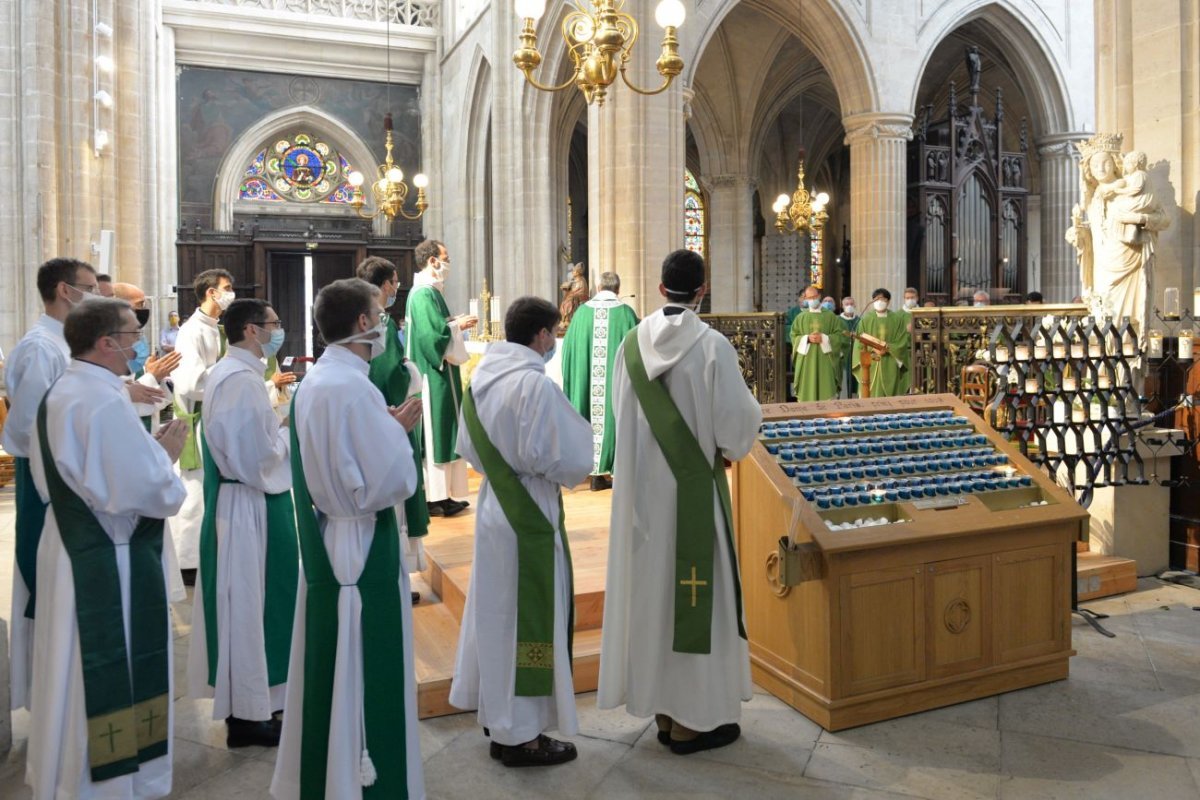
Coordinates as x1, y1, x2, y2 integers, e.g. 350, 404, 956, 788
499, 735, 578, 767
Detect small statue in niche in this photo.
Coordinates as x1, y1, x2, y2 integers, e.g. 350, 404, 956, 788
559, 262, 589, 334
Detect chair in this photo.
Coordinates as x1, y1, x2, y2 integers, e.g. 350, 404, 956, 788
960, 364, 992, 416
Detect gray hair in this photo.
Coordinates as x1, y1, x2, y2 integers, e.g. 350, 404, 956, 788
64, 297, 132, 358
598, 272, 620, 293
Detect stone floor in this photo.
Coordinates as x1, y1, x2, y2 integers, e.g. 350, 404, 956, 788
3, 485, 1200, 798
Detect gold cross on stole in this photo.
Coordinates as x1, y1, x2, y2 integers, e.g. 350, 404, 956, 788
680, 565, 708, 607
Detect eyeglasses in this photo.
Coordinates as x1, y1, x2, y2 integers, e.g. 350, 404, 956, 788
253, 319, 284, 329
70, 283, 99, 294
106, 329, 143, 337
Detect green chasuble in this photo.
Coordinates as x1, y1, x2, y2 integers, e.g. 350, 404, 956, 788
621, 330, 746, 655
405, 285, 462, 465
790, 308, 844, 401
198, 432, 298, 688
368, 316, 430, 538
288, 394, 409, 799
461, 389, 572, 695
561, 296, 639, 476
783, 305, 803, 345
852, 310, 912, 397
36, 399, 171, 782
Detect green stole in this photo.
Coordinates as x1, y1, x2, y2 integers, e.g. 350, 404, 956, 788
13, 456, 48, 618
621, 330, 746, 655
461, 388, 572, 696
175, 323, 226, 471
198, 428, 299, 689
288, 393, 408, 799
367, 317, 430, 538
36, 396, 170, 781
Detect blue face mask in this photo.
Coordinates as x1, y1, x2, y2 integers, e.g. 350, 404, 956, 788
543, 339, 557, 364
821, 301, 834, 311
261, 328, 286, 358
127, 337, 150, 375
385, 292, 397, 309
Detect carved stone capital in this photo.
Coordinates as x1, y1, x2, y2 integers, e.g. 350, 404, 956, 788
1037, 131, 1092, 160
842, 112, 915, 146
706, 173, 757, 191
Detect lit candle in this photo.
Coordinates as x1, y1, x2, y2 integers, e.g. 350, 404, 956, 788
1148, 330, 1164, 359
1070, 342, 1085, 359
1194, 288, 1200, 318
1088, 340, 1102, 358
1034, 342, 1048, 359
469, 299, 479, 318
1164, 287, 1181, 319
1063, 375, 1077, 392
1098, 370, 1111, 390
1072, 404, 1086, 423
1015, 344, 1030, 361
995, 345, 1009, 363
1025, 376, 1039, 394
1053, 341, 1067, 358
491, 297, 500, 323
1180, 331, 1194, 360
1122, 340, 1135, 356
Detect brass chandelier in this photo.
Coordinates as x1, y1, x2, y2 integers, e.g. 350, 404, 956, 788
513, 0, 687, 106
773, 152, 828, 235
348, 10, 428, 222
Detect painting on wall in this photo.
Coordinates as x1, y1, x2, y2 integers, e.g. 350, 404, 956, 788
177, 66, 421, 225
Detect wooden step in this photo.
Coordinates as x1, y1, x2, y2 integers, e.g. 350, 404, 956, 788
1076, 552, 1138, 601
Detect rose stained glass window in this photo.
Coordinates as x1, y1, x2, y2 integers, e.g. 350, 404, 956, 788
238, 134, 355, 205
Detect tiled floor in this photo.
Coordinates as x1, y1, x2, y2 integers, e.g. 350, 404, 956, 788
3, 487, 1200, 798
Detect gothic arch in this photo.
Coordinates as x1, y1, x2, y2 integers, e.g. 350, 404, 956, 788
212, 105, 385, 234
463, 49, 493, 292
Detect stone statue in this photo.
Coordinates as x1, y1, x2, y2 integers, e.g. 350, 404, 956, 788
558, 262, 588, 333
1065, 134, 1169, 335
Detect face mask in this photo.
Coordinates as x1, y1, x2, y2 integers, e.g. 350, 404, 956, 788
903, 298, 917, 309
332, 321, 387, 361
873, 299, 888, 312
261, 327, 286, 358
66, 284, 98, 308
974, 301, 986, 307
215, 289, 235, 311
384, 291, 397, 309
107, 337, 137, 375
127, 337, 150, 375
134, 307, 151, 327
821, 301, 834, 311
805, 298, 820, 310
430, 259, 449, 282
542, 338, 557, 364
843, 306, 856, 316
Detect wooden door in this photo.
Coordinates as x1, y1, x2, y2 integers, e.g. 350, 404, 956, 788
992, 543, 1067, 663
267, 251, 306, 361
839, 565, 925, 696
926, 555, 991, 679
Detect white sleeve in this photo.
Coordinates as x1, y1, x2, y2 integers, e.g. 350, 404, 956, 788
444, 321, 469, 366
205, 376, 291, 495
1, 341, 66, 456
172, 328, 210, 404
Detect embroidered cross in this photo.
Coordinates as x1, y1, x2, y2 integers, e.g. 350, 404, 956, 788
99, 722, 123, 753
142, 707, 161, 738
680, 566, 708, 608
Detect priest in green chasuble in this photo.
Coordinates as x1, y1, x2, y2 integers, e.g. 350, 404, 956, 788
271, 279, 424, 800
561, 271, 639, 491
405, 239, 478, 518
598, 249, 762, 755
26, 298, 189, 800
790, 285, 845, 401
449, 297, 593, 767
358, 256, 430, 604
852, 288, 912, 397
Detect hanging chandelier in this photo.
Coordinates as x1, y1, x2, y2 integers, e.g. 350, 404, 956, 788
348, 8, 428, 221
512, 0, 687, 106
773, 151, 829, 235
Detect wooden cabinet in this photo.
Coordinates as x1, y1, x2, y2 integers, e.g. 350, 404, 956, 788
735, 394, 1087, 731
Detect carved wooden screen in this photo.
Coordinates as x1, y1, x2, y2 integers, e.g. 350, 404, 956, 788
907, 47, 1029, 305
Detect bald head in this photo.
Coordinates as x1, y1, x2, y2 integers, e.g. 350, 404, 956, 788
112, 282, 147, 308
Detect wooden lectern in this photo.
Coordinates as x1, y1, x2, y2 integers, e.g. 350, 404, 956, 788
844, 331, 889, 398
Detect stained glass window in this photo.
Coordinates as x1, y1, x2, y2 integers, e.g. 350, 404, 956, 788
684, 169, 706, 258
238, 134, 355, 205
810, 232, 824, 288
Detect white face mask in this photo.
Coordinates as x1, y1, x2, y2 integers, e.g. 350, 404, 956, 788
66, 284, 99, 308
974, 300, 986, 307
805, 298, 820, 310
430, 259, 449, 283
903, 298, 917, 309
215, 289, 235, 311
332, 320, 387, 361
843, 306, 856, 316
873, 299, 888, 313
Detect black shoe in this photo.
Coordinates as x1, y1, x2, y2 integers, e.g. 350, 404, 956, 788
443, 499, 468, 517
181, 568, 197, 587
411, 591, 421, 604
226, 716, 282, 748
657, 730, 671, 745
498, 735, 578, 768
489, 741, 502, 760
589, 475, 613, 492
427, 501, 446, 517
669, 723, 741, 755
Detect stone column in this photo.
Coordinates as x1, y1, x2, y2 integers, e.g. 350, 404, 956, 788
705, 174, 756, 312
1037, 133, 1089, 302
842, 112, 912, 304
588, 0, 685, 318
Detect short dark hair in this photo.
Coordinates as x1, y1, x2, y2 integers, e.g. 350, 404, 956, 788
314, 278, 375, 344
356, 256, 397, 288
64, 298, 131, 358
193, 269, 234, 304
37, 258, 96, 302
96, 274, 112, 283
660, 249, 705, 302
505, 296, 560, 346
872, 287, 892, 301
414, 239, 445, 268
1026, 291, 1044, 303
224, 298, 271, 345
